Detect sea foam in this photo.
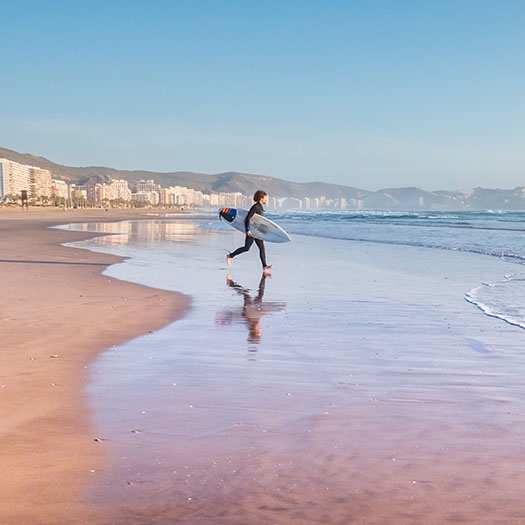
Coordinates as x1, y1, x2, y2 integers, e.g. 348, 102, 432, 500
466, 273, 525, 329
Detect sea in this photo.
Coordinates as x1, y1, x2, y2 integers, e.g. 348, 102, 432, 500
275, 209, 525, 329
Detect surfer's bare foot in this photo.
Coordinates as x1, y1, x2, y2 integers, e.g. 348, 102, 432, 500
226, 254, 233, 266
263, 265, 273, 275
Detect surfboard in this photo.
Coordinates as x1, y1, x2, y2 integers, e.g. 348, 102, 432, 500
219, 207, 291, 243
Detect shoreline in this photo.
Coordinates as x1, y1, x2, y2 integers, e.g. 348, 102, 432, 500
0, 207, 190, 524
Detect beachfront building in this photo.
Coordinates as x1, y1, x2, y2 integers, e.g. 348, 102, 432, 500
133, 190, 160, 205
0, 158, 52, 200
108, 179, 132, 201
160, 185, 205, 207
176, 187, 204, 207
51, 179, 69, 199
30, 166, 52, 200
0, 158, 28, 198
93, 179, 132, 203
137, 179, 160, 193
205, 191, 249, 208
160, 186, 187, 206
134, 180, 161, 205
69, 184, 88, 204
94, 183, 113, 203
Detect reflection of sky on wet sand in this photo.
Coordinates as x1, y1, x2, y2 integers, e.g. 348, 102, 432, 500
59, 219, 201, 246
59, 218, 525, 524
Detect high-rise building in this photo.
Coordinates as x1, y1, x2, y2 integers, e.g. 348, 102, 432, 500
133, 191, 160, 205
51, 179, 69, 199
108, 179, 132, 201
137, 179, 160, 193
0, 158, 52, 199
30, 167, 52, 198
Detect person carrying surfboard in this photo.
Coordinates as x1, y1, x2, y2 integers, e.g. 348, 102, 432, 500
226, 190, 274, 275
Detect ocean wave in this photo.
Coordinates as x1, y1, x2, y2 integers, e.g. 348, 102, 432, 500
206, 208, 525, 267
465, 274, 525, 330
277, 210, 525, 265
278, 210, 525, 230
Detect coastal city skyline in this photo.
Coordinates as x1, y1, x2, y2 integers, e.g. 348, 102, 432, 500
1, 1, 524, 191
0, 157, 349, 210
3, 154, 525, 211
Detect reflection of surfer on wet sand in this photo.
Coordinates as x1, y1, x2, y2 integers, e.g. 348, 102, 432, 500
217, 274, 286, 344
227, 274, 267, 342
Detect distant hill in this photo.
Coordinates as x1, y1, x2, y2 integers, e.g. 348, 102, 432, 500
0, 146, 365, 201
2, 146, 525, 210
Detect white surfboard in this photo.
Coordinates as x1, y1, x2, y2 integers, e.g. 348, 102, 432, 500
219, 207, 291, 243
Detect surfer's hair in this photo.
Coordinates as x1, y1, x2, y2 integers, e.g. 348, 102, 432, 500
253, 190, 267, 202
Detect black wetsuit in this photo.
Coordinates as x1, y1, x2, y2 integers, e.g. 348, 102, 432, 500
228, 202, 268, 268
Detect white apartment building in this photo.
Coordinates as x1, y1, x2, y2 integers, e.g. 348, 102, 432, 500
205, 192, 248, 208
0, 158, 52, 199
136, 179, 160, 193
94, 179, 132, 202
0, 158, 30, 198
30, 166, 52, 198
160, 185, 204, 207
109, 179, 132, 201
51, 179, 68, 199
133, 190, 160, 205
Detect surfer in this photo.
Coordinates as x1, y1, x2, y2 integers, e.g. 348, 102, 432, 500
226, 190, 274, 275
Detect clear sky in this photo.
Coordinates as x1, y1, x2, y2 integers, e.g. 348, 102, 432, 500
1, 0, 524, 191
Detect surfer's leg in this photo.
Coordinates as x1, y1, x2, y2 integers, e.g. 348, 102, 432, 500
229, 235, 254, 260
254, 238, 268, 268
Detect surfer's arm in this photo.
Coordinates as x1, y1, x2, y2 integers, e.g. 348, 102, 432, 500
245, 212, 253, 235
245, 203, 262, 234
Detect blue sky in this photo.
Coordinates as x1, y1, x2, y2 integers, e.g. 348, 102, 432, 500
1, 0, 524, 190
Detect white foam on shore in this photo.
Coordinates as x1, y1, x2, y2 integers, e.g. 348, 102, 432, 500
466, 274, 525, 329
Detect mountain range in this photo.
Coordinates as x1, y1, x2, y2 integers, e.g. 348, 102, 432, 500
1, 146, 524, 210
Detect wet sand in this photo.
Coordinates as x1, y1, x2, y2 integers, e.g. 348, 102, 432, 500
0, 208, 189, 524
70, 220, 525, 524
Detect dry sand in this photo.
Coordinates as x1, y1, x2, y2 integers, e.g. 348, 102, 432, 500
0, 207, 189, 524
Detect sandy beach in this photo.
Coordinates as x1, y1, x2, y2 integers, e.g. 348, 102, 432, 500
0, 207, 189, 524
